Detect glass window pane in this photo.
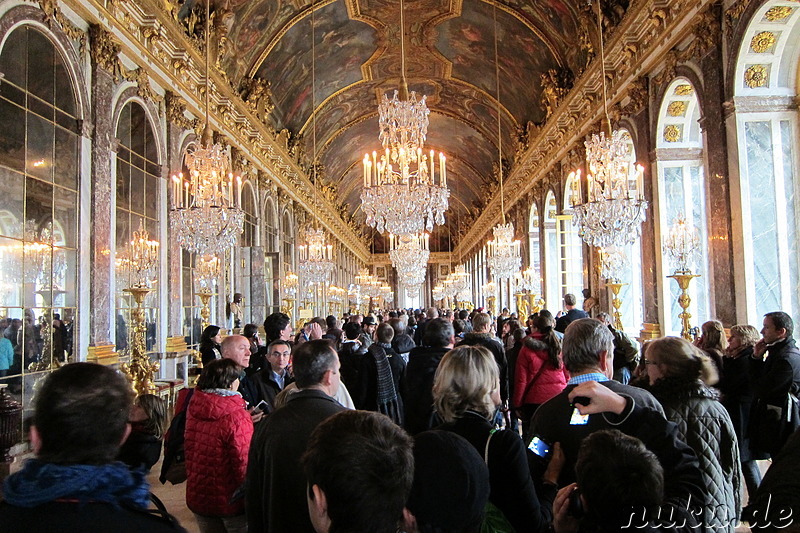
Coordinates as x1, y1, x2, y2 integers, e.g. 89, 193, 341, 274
116, 158, 130, 212
0, 99, 26, 172
0, 28, 26, 88
0, 168, 24, 238
54, 128, 78, 190
26, 112, 54, 182
0, 236, 22, 307
53, 189, 77, 249
53, 56, 76, 117
26, 29, 55, 105
780, 120, 799, 317
145, 174, 158, 219
24, 177, 53, 228
130, 166, 145, 215
745, 121, 781, 314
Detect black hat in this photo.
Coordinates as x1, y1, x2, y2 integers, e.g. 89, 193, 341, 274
407, 430, 490, 531
362, 316, 377, 326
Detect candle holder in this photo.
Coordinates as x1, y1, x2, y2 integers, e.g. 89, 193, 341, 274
667, 271, 700, 341
121, 286, 160, 396
197, 288, 214, 332
604, 281, 627, 330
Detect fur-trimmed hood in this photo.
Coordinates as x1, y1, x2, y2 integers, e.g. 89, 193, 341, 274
523, 335, 548, 352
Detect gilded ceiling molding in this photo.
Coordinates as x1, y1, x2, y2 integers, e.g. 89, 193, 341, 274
89, 24, 162, 103
165, 91, 196, 130
455, 0, 713, 260
65, 0, 370, 262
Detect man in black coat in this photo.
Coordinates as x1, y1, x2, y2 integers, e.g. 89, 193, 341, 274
241, 340, 296, 415
554, 293, 589, 333
0, 363, 185, 532
528, 318, 664, 486
748, 311, 800, 457
403, 318, 454, 435
246, 340, 346, 533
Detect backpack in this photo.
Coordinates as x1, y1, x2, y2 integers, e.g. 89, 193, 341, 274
159, 389, 194, 485
480, 429, 516, 533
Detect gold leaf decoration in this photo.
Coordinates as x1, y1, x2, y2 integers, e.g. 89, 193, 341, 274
750, 31, 777, 53
764, 6, 794, 21
744, 65, 769, 88
667, 101, 688, 117
674, 84, 694, 96
664, 124, 682, 142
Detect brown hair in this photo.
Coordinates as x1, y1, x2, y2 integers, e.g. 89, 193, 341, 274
646, 337, 718, 386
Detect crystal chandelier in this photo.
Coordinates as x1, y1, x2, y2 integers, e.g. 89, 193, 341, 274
360, 0, 449, 236
196, 254, 221, 292
22, 221, 66, 290
169, 0, 243, 255
663, 213, 701, 274
487, 223, 521, 280
569, 0, 647, 249
298, 227, 335, 284
486, 7, 520, 282
514, 267, 540, 294
598, 246, 628, 283
389, 233, 429, 287
124, 221, 160, 289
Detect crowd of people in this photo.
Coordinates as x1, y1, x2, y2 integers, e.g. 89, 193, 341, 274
2, 294, 800, 533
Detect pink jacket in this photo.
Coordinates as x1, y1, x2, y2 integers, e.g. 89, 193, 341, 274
512, 333, 569, 408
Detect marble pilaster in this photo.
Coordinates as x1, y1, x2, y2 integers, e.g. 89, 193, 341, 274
699, 43, 737, 327
250, 246, 266, 326
166, 124, 186, 337
89, 63, 115, 345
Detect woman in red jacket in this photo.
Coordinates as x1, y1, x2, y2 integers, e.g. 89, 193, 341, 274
186, 358, 254, 533
513, 313, 569, 436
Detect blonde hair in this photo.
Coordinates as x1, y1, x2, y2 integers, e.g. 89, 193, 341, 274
699, 320, 728, 352
433, 345, 498, 422
134, 394, 167, 439
730, 324, 760, 347
646, 337, 718, 386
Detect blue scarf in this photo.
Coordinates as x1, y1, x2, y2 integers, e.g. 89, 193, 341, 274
3, 459, 151, 509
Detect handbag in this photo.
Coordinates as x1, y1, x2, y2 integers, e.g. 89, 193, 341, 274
480, 429, 516, 533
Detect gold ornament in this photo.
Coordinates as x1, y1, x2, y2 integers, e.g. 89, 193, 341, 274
750, 31, 777, 53
667, 101, 688, 117
674, 84, 694, 96
664, 124, 682, 143
744, 65, 769, 88
764, 6, 794, 22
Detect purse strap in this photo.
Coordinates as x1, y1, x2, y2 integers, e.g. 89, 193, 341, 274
484, 428, 498, 465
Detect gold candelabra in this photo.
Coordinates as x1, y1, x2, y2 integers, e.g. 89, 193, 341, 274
197, 289, 214, 331
605, 281, 627, 330
121, 287, 160, 396
528, 294, 545, 314
515, 291, 529, 319
668, 271, 700, 340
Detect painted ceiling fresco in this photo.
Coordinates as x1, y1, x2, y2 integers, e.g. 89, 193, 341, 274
216, 0, 592, 251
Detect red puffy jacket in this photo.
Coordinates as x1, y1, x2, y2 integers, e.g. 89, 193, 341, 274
185, 389, 253, 517
512, 333, 569, 408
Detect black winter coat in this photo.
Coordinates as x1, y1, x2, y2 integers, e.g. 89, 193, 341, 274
403, 346, 449, 435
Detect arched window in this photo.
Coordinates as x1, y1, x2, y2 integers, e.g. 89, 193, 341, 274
241, 182, 257, 248
656, 78, 710, 334
0, 25, 80, 387
115, 100, 160, 354
264, 197, 278, 252
733, 1, 800, 322
543, 190, 559, 308
561, 174, 584, 305
528, 201, 542, 295
609, 130, 644, 333
281, 211, 294, 275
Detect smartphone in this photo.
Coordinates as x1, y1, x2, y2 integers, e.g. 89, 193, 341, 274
251, 399, 269, 415
569, 407, 589, 425
527, 436, 551, 458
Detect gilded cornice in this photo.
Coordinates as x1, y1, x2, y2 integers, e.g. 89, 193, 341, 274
63, 0, 370, 263
453, 0, 716, 260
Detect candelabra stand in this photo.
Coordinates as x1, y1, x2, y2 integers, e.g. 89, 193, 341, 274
604, 281, 627, 330
121, 286, 160, 396
486, 295, 497, 316
667, 271, 700, 341
281, 297, 296, 321
515, 291, 529, 318
197, 289, 214, 331
528, 294, 545, 314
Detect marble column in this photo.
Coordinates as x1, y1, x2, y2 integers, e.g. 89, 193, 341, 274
166, 122, 184, 338
250, 246, 266, 327
88, 60, 115, 347
698, 40, 737, 327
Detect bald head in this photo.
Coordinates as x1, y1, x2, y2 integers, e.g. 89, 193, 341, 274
221, 334, 251, 369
